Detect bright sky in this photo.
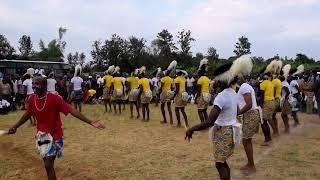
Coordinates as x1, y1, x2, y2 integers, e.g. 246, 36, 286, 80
1, 0, 320, 61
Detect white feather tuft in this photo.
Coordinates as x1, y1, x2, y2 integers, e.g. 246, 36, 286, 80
140, 66, 146, 74
293, 65, 304, 75
113, 66, 120, 74
199, 58, 208, 70
215, 55, 252, 83
282, 64, 291, 79
167, 60, 177, 71
276, 60, 283, 74
74, 64, 82, 77
265, 60, 278, 74
105, 65, 115, 74
134, 69, 140, 76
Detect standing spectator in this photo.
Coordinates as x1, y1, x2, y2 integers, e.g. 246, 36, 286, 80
17, 76, 25, 109
97, 74, 104, 99
314, 73, 320, 118
187, 75, 195, 100
47, 73, 57, 94
57, 75, 68, 102
23, 74, 35, 125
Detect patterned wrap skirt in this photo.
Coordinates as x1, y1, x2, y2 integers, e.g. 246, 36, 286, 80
262, 100, 275, 120
128, 89, 139, 102
160, 91, 170, 103
103, 87, 112, 100
141, 91, 152, 104
281, 99, 292, 115
197, 95, 209, 110
274, 98, 281, 113
174, 93, 187, 107
112, 89, 124, 101
213, 125, 235, 162
242, 109, 260, 139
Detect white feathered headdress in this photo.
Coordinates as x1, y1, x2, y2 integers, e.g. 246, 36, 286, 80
134, 68, 140, 76
198, 58, 209, 75
105, 65, 115, 75
282, 64, 291, 79
265, 60, 282, 74
74, 64, 82, 77
139, 66, 146, 75
113, 66, 120, 74
214, 55, 253, 84
293, 65, 304, 76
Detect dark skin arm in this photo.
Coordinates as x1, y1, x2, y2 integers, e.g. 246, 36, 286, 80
195, 84, 201, 101
8, 112, 31, 134
238, 93, 252, 115
185, 105, 221, 141
283, 86, 290, 99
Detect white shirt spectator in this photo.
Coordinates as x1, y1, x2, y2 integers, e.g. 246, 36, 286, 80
0, 99, 10, 108
23, 78, 33, 95
290, 80, 299, 94
97, 77, 104, 86
238, 83, 258, 111
71, 76, 83, 91
214, 88, 238, 126
47, 78, 57, 92
187, 77, 195, 87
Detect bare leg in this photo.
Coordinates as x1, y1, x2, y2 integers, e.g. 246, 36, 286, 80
130, 102, 134, 118
203, 109, 208, 122
108, 100, 112, 112
281, 113, 290, 133
181, 107, 189, 128
198, 109, 204, 122
104, 100, 108, 112
167, 102, 173, 124
261, 119, 272, 145
292, 112, 300, 126
272, 113, 279, 136
216, 162, 230, 180
43, 155, 57, 180
113, 101, 117, 114
135, 101, 140, 118
160, 103, 167, 123
146, 104, 150, 121
79, 103, 82, 112
241, 138, 256, 174
175, 107, 181, 127
267, 117, 277, 136
142, 104, 146, 121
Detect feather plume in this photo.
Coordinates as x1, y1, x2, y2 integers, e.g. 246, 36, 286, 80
140, 66, 146, 74
167, 60, 177, 71
282, 64, 291, 79
134, 68, 140, 76
293, 65, 304, 75
113, 66, 120, 74
74, 64, 82, 77
276, 60, 283, 74
265, 60, 278, 74
199, 58, 208, 70
214, 55, 253, 83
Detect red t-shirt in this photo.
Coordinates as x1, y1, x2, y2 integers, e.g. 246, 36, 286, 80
27, 93, 74, 140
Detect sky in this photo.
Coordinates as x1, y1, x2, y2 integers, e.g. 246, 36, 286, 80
1, 0, 320, 61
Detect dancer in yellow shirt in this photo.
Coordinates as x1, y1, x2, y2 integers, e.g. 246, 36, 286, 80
127, 69, 140, 118
111, 66, 124, 115
174, 70, 189, 128
138, 66, 153, 121
103, 65, 115, 112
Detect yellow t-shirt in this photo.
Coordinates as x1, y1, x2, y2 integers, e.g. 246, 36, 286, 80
197, 76, 211, 94
272, 78, 282, 98
103, 75, 113, 88
160, 76, 173, 92
174, 76, 186, 93
138, 78, 150, 91
88, 89, 96, 96
111, 77, 123, 90
127, 77, 139, 90
260, 80, 275, 101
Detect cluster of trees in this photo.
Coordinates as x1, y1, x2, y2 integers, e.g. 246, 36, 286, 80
0, 27, 86, 62
1, 28, 319, 76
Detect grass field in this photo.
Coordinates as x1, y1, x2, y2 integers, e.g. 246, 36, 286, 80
1, 104, 320, 180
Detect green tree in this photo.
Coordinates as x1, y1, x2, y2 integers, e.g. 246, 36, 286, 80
91, 40, 104, 66
233, 36, 251, 56
0, 34, 15, 59
154, 29, 177, 66
177, 29, 195, 55
18, 35, 33, 59
295, 53, 315, 64
207, 47, 219, 62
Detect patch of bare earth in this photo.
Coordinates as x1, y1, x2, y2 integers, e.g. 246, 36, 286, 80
1, 104, 320, 179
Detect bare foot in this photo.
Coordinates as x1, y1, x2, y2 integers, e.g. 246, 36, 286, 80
176, 124, 181, 128
241, 166, 256, 176
261, 141, 271, 146
160, 121, 167, 124
273, 133, 279, 138
240, 164, 249, 171
136, 115, 140, 119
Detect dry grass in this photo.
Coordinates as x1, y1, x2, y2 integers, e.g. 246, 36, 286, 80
1, 104, 320, 180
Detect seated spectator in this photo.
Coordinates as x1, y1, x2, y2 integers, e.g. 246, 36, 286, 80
0, 95, 10, 114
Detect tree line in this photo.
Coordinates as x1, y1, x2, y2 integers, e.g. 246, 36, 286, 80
1, 27, 319, 76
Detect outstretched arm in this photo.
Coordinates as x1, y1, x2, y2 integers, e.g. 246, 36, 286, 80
8, 112, 31, 134
185, 105, 221, 141
70, 109, 105, 129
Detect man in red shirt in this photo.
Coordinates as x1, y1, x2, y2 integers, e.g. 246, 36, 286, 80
8, 76, 105, 180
